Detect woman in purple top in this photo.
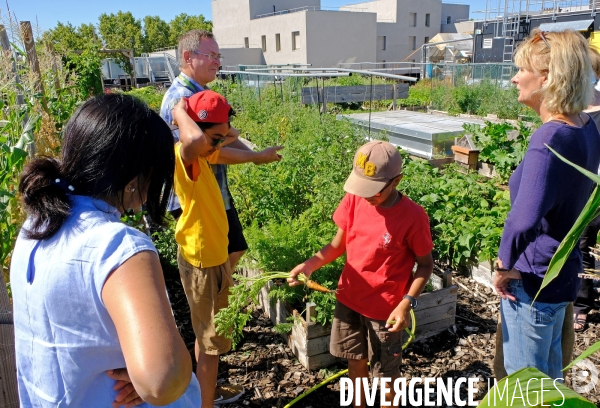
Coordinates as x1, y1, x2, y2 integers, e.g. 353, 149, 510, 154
495, 29, 600, 380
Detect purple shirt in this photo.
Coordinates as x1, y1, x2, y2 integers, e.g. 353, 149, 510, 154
498, 117, 600, 303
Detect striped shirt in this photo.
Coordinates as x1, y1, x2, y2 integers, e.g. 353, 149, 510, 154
159, 74, 232, 211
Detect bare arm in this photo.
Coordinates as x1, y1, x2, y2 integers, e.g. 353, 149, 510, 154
386, 252, 434, 332
102, 251, 192, 406
220, 127, 240, 147
287, 227, 346, 285
218, 130, 284, 165
172, 100, 207, 166
216, 145, 283, 165
225, 136, 250, 151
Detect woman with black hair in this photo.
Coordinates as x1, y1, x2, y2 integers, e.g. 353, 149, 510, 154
10, 94, 201, 407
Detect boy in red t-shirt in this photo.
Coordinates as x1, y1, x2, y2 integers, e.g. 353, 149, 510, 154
288, 141, 433, 407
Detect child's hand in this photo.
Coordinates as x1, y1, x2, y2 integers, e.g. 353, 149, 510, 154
171, 99, 187, 123
385, 301, 411, 332
287, 263, 311, 287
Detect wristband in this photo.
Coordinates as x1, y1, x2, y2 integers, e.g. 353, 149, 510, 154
403, 294, 418, 309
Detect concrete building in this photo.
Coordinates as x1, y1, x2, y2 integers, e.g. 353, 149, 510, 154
471, 0, 600, 63
212, 0, 470, 67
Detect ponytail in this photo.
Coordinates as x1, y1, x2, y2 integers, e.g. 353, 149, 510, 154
19, 157, 72, 240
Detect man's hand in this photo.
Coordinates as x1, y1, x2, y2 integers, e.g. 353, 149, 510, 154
386, 300, 411, 333
107, 368, 144, 408
254, 146, 284, 164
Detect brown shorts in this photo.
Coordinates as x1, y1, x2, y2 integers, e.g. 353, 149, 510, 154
330, 300, 403, 379
178, 251, 233, 355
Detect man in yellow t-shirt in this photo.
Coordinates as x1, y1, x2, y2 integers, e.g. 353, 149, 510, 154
171, 90, 239, 408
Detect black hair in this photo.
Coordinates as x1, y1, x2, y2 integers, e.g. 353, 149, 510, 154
195, 107, 236, 131
19, 94, 175, 240
196, 122, 231, 131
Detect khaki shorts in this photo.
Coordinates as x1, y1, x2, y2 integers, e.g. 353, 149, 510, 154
330, 300, 403, 379
178, 251, 233, 355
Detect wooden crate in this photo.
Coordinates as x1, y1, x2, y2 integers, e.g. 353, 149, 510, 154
451, 145, 479, 170
242, 268, 457, 370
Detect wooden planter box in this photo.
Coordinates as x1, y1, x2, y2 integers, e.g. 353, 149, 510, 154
477, 162, 498, 179
427, 157, 454, 169
451, 145, 479, 171
242, 268, 457, 370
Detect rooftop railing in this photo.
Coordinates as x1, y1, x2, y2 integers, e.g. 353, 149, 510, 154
255, 5, 366, 19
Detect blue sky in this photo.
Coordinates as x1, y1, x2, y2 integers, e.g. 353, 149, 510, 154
6, 0, 489, 33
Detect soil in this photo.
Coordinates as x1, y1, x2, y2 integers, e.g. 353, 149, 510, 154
164, 272, 600, 408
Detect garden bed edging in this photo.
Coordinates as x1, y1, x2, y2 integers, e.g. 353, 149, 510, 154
241, 267, 458, 370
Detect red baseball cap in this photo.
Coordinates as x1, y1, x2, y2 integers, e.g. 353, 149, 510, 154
184, 90, 232, 123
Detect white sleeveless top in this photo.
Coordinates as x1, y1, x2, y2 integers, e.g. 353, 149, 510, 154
10, 195, 201, 407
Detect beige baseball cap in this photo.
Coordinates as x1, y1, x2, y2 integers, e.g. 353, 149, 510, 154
343, 140, 403, 197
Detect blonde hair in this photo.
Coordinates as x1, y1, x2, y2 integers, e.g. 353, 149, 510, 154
177, 30, 214, 69
589, 46, 600, 80
513, 28, 592, 115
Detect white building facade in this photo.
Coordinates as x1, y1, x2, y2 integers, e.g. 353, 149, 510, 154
212, 0, 469, 67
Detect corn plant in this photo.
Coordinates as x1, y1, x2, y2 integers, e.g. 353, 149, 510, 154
481, 145, 600, 406
0, 95, 39, 275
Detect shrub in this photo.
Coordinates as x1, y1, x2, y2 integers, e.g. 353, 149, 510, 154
122, 86, 165, 112
465, 121, 532, 183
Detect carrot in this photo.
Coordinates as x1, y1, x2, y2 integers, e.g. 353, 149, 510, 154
305, 279, 334, 293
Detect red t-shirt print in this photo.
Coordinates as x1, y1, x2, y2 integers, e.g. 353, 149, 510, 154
333, 193, 433, 320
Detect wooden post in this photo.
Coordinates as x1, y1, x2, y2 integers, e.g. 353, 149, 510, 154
320, 80, 327, 114
0, 272, 19, 407
442, 270, 453, 288
20, 21, 45, 95
0, 25, 25, 106
392, 82, 397, 110
306, 302, 317, 324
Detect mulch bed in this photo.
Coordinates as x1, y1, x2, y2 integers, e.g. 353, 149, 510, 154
164, 272, 600, 408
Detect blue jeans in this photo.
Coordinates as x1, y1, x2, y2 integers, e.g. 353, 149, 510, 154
500, 279, 568, 380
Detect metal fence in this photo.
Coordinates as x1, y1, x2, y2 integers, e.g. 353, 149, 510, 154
426, 62, 517, 87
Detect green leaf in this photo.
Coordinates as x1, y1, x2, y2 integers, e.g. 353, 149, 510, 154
563, 340, 600, 371
479, 367, 595, 407
533, 145, 600, 303
546, 144, 600, 184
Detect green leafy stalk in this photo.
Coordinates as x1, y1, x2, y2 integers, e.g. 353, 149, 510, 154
215, 271, 306, 348
563, 340, 600, 371
480, 367, 595, 407
533, 145, 600, 303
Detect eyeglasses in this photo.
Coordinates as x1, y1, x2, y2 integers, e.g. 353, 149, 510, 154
535, 31, 551, 50
210, 136, 226, 147
191, 51, 223, 61
373, 177, 396, 197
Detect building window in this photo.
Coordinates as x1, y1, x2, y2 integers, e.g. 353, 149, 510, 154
446, 16, 451, 24
276, 33, 281, 51
424, 36, 429, 44
409, 36, 416, 50
244, 37, 249, 48
292, 31, 300, 50
261, 35, 267, 52
409, 12, 417, 27
378, 36, 386, 50
425, 13, 430, 27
